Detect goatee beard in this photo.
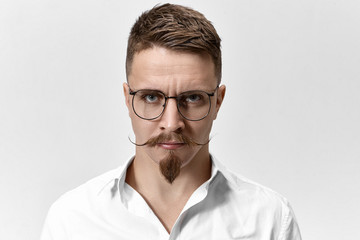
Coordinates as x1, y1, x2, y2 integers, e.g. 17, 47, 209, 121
159, 151, 182, 184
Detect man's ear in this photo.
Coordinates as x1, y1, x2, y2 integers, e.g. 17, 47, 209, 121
214, 84, 226, 120
123, 82, 131, 113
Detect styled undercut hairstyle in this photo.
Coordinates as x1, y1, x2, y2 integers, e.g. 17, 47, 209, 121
126, 3, 222, 83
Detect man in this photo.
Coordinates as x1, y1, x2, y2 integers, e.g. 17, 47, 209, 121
41, 3, 301, 239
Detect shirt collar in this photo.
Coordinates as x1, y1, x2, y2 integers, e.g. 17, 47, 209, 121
96, 154, 239, 199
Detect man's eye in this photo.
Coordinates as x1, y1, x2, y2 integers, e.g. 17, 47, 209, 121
185, 94, 202, 102
142, 94, 159, 103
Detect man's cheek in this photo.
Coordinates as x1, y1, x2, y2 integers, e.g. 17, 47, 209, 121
134, 122, 152, 141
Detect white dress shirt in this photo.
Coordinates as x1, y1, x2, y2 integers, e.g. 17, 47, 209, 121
41, 155, 302, 240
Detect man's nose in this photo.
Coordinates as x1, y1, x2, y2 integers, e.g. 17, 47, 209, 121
159, 98, 185, 132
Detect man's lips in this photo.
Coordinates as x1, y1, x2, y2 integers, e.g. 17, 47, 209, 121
157, 142, 185, 150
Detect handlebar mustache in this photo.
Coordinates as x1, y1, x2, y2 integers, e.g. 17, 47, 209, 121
128, 133, 210, 147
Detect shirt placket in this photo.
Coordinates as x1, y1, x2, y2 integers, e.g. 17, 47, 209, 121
168, 179, 214, 240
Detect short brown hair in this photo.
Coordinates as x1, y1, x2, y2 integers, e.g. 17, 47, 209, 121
126, 3, 222, 83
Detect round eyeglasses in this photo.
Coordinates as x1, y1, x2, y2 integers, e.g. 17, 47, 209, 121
129, 86, 218, 121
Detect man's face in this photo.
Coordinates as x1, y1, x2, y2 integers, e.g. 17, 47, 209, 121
124, 46, 225, 177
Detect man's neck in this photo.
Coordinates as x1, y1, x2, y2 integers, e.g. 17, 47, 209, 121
125, 146, 212, 200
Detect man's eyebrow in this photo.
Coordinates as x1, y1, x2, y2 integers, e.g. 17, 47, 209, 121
130, 88, 164, 92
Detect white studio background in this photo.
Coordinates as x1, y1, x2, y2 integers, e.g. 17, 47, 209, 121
0, 0, 359, 239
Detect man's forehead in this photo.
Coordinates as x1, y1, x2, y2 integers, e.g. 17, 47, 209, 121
131, 47, 214, 67
128, 47, 217, 89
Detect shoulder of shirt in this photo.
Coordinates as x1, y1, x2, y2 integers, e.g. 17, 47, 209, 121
48, 164, 124, 214
212, 156, 292, 210
212, 157, 301, 239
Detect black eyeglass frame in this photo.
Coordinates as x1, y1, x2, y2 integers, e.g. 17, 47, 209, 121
129, 86, 219, 121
